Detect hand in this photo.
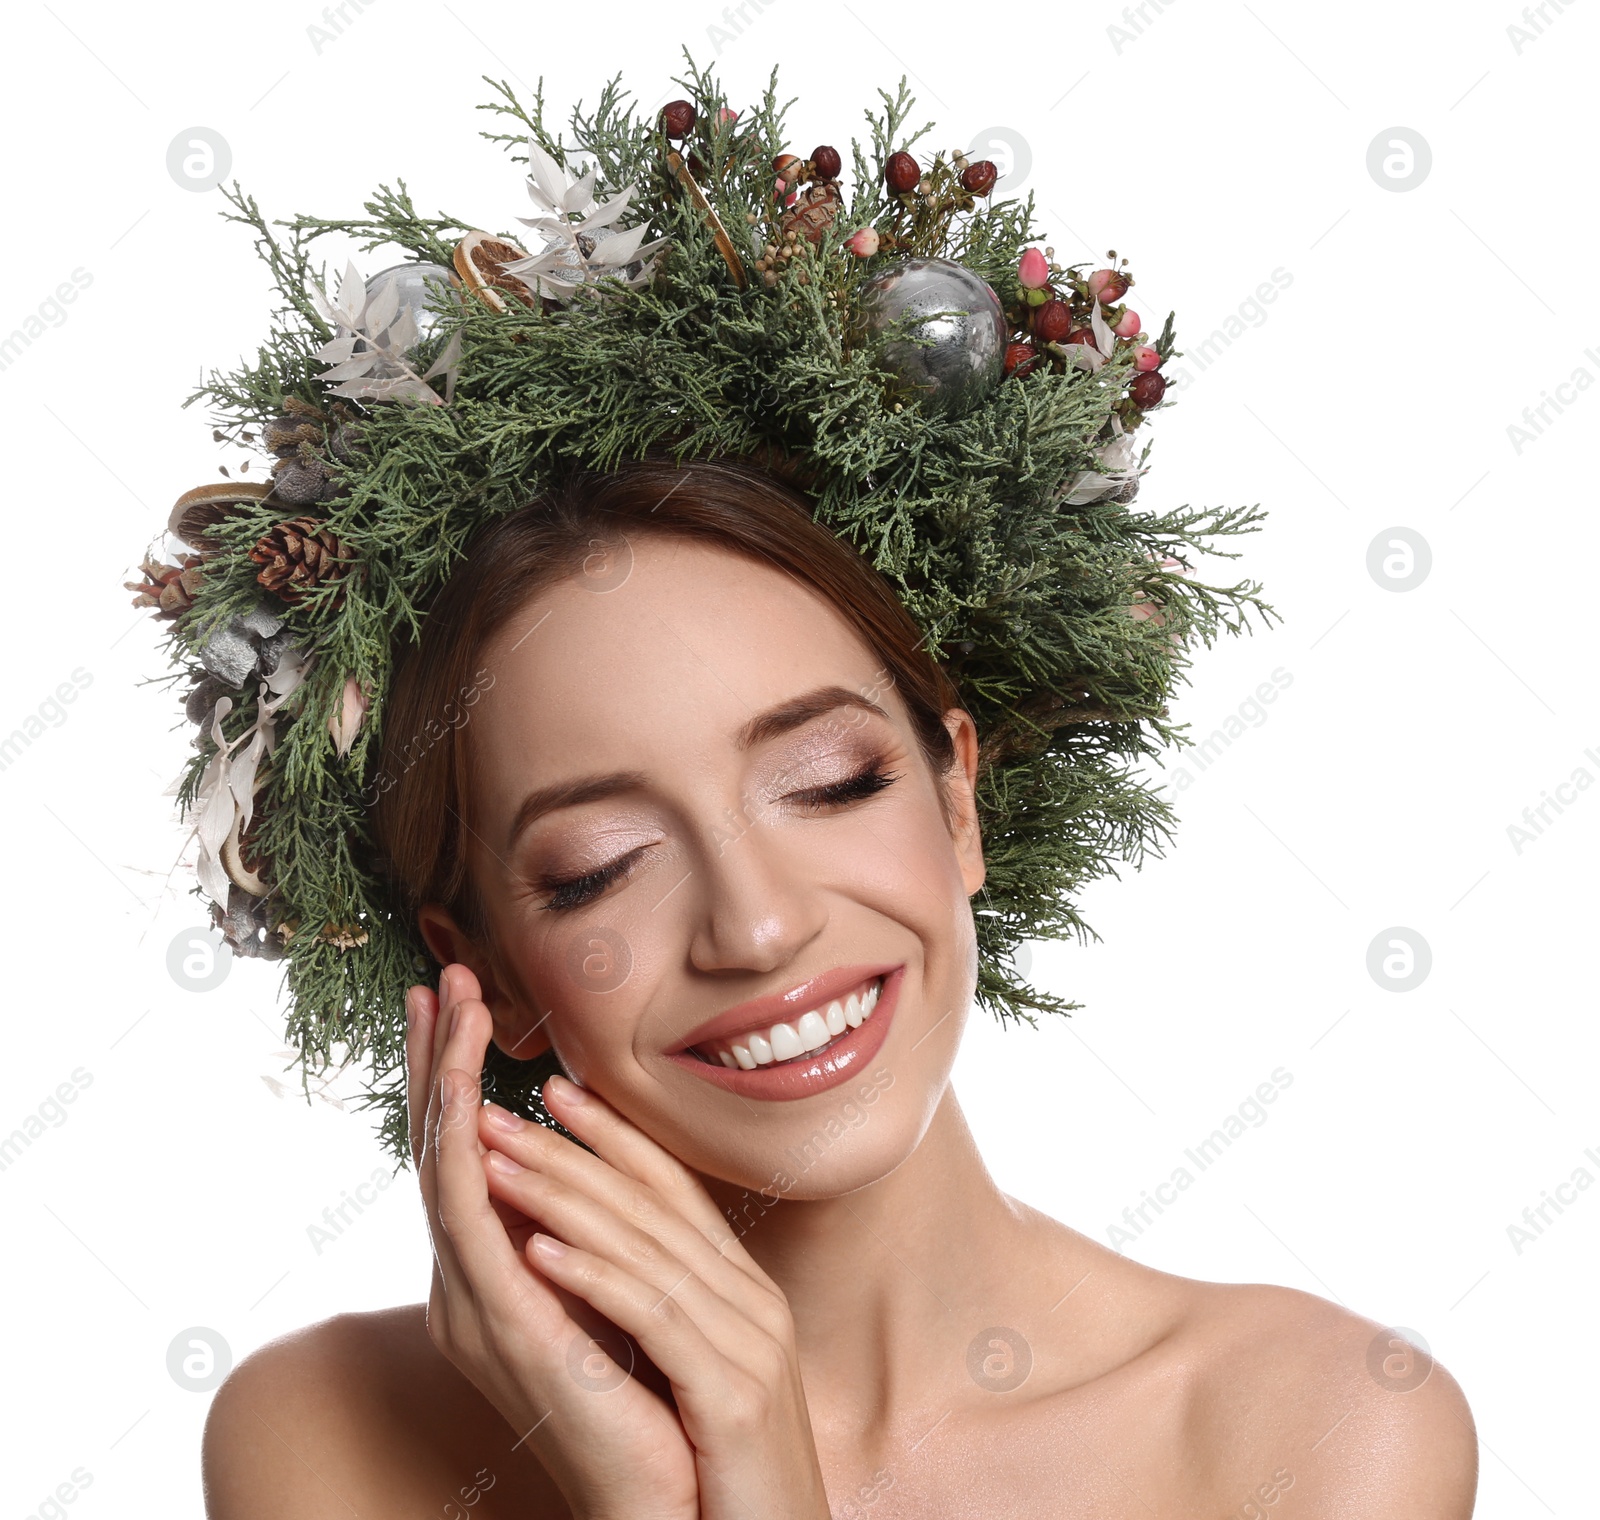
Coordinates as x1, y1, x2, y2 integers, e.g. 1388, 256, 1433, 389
408, 963, 834, 1520
407, 964, 698, 1519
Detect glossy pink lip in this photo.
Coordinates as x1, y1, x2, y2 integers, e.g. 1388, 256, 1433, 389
662, 964, 904, 1102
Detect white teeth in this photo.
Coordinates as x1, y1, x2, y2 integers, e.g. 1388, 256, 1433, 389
797, 1010, 831, 1051
702, 977, 884, 1069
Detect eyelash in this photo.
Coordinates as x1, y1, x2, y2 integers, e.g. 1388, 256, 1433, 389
538, 762, 900, 912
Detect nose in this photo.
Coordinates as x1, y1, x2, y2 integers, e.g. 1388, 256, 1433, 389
685, 811, 829, 978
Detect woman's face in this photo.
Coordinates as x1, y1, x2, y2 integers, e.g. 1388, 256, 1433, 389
421, 533, 985, 1200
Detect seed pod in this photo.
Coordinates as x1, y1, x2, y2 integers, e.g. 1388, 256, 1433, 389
811, 144, 842, 181
959, 160, 998, 195
661, 99, 697, 139
885, 152, 919, 195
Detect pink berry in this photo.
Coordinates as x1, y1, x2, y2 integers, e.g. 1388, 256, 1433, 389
1112, 308, 1141, 338
846, 227, 881, 258
715, 107, 739, 127
1018, 248, 1050, 289
1089, 268, 1130, 302
1132, 345, 1161, 372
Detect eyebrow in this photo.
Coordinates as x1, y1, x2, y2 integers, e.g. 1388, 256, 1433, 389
504, 685, 892, 849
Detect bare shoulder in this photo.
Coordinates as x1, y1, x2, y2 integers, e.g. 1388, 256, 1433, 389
1170, 1277, 1479, 1517
202, 1303, 561, 1518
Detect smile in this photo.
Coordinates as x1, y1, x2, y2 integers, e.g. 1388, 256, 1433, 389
693, 976, 884, 1069
664, 964, 903, 1102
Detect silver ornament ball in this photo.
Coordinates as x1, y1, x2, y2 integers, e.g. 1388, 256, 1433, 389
857, 257, 1006, 416
357, 261, 456, 375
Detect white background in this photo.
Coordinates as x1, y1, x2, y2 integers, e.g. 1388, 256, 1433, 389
1, 0, 1594, 1514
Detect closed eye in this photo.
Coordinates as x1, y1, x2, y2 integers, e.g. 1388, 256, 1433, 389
786, 763, 899, 814
539, 764, 897, 911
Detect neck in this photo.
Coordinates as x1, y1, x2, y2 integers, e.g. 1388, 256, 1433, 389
703, 1084, 1042, 1425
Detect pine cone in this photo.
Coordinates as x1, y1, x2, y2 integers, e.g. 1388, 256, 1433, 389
249, 517, 357, 604
779, 182, 842, 247
125, 554, 205, 619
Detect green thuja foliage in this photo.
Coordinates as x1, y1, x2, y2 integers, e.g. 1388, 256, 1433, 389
161, 50, 1273, 1164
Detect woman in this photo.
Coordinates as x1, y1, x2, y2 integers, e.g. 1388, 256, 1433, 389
199, 460, 1477, 1516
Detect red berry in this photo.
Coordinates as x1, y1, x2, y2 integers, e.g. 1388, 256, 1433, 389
885, 152, 920, 195
1034, 299, 1072, 344
811, 144, 842, 181
1066, 327, 1100, 347
774, 153, 800, 179
1004, 341, 1038, 377
1129, 370, 1167, 408
959, 160, 998, 195
661, 99, 697, 139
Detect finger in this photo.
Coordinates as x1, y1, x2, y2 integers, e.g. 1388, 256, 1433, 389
405, 983, 440, 1171
482, 1148, 767, 1363
520, 1231, 732, 1407
478, 1103, 779, 1325
433, 999, 560, 1321
540, 1076, 746, 1253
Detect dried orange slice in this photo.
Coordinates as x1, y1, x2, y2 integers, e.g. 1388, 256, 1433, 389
452, 231, 536, 312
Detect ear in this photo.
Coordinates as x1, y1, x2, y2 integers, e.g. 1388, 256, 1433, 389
940, 708, 986, 897
416, 902, 553, 1061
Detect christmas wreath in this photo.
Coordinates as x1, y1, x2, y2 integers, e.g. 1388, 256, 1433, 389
127, 55, 1272, 1163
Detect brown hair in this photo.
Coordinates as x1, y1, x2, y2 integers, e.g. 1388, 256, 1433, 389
370, 455, 963, 943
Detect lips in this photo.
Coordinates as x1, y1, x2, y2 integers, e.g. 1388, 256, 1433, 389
662, 963, 903, 1102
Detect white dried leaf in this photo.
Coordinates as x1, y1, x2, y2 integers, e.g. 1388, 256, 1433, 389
591, 223, 650, 267
562, 165, 596, 213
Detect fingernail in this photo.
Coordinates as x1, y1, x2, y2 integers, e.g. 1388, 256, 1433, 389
531, 1233, 567, 1260
483, 1103, 522, 1132
547, 1073, 587, 1105
405, 988, 421, 1034
486, 1149, 520, 1175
